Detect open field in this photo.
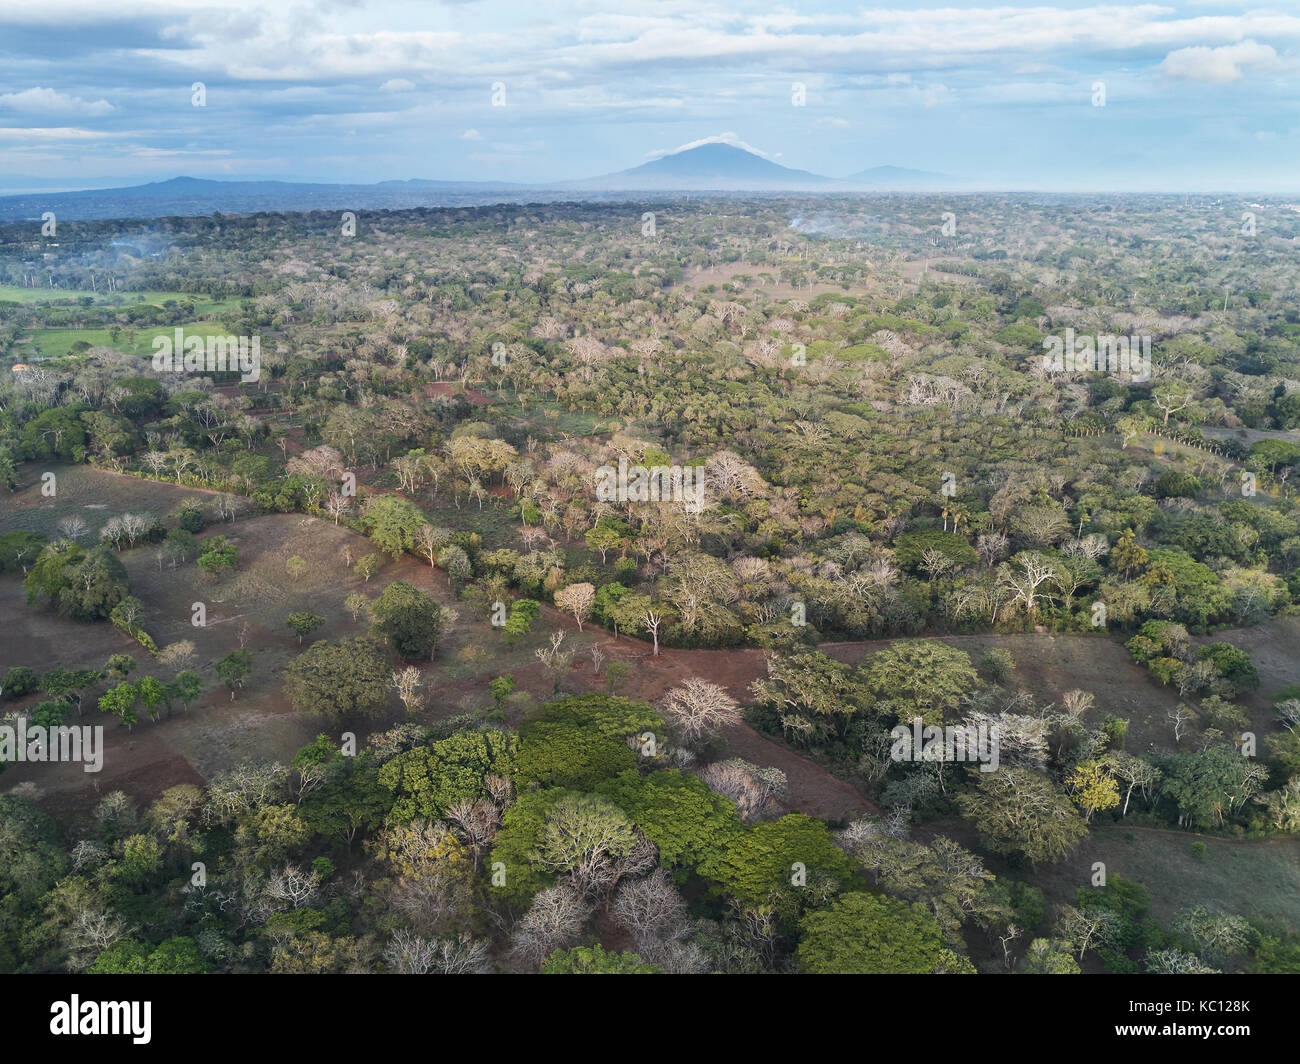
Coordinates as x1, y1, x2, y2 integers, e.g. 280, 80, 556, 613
1041, 826, 1300, 932
0, 463, 216, 541
0, 285, 237, 314
13, 319, 240, 361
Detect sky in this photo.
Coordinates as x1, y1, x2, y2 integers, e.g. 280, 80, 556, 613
0, 0, 1296, 192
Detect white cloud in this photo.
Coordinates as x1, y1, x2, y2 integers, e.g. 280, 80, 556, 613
128, 145, 234, 158
0, 126, 123, 139
646, 132, 771, 159
1159, 40, 1282, 83
815, 116, 849, 128
460, 128, 482, 140
380, 78, 415, 93
0, 87, 114, 116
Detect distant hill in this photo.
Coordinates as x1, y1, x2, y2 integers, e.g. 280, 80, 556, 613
840, 165, 956, 188
564, 142, 835, 191
0, 176, 543, 223
0, 149, 968, 223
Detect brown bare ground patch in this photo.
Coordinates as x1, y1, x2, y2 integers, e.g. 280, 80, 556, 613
425, 381, 490, 405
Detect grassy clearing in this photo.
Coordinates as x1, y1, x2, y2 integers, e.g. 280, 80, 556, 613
0, 463, 213, 541
495, 399, 613, 437
14, 320, 240, 361
1039, 826, 1300, 932
0, 285, 237, 313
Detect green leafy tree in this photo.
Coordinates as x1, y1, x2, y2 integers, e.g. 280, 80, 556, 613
29, 700, 66, 728
515, 720, 637, 791
864, 639, 979, 726
283, 636, 388, 723
103, 654, 136, 681
362, 495, 428, 559
137, 675, 169, 722
699, 813, 855, 904
596, 769, 738, 868
750, 650, 872, 743
1164, 745, 1268, 830
216, 650, 254, 701
541, 946, 661, 973
489, 788, 569, 905
503, 598, 540, 645
26, 543, 130, 621
168, 670, 203, 712
89, 937, 208, 974
98, 681, 140, 731
489, 674, 516, 707
371, 581, 443, 659
41, 668, 103, 715
380, 729, 517, 822
299, 756, 390, 850
1020, 938, 1082, 974
438, 544, 473, 584
196, 535, 239, 575
957, 767, 1088, 864
0, 531, 46, 574
584, 524, 624, 565
286, 611, 326, 645
1, 666, 38, 701
796, 892, 952, 974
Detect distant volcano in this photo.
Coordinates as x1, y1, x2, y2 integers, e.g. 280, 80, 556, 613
564, 142, 835, 190
0, 147, 964, 223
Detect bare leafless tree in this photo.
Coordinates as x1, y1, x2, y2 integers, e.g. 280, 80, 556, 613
509, 884, 593, 965
57, 515, 87, 541
660, 677, 742, 746
610, 869, 690, 959
392, 666, 425, 715
383, 930, 492, 974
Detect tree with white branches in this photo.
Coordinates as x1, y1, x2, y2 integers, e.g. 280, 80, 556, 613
554, 581, 595, 631
391, 666, 424, 715
510, 884, 593, 965
660, 677, 742, 747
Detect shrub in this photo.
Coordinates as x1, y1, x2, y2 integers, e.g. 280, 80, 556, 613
176, 505, 205, 533
2, 666, 37, 700
980, 648, 1015, 685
